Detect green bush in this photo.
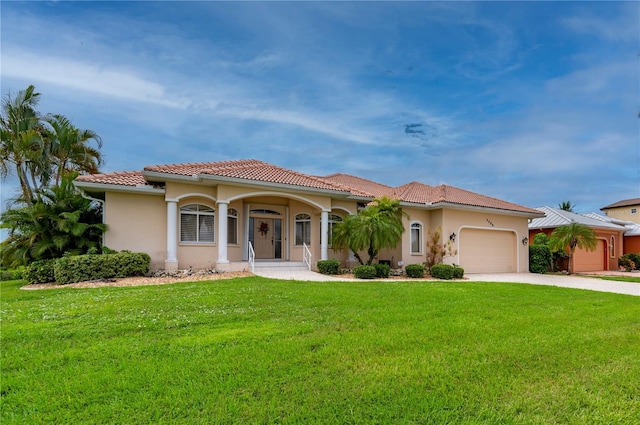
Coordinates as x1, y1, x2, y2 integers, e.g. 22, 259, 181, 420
430, 263, 455, 280
54, 252, 151, 285
405, 264, 425, 278
374, 263, 390, 278
452, 265, 464, 279
529, 244, 552, 274
24, 260, 56, 284
317, 259, 340, 275
532, 232, 548, 246
353, 265, 377, 279
0, 266, 25, 281
621, 253, 640, 270
618, 256, 636, 272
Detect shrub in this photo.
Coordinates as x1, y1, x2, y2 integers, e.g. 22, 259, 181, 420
452, 265, 464, 279
430, 263, 455, 280
622, 253, 640, 270
0, 266, 25, 281
374, 263, 390, 278
529, 244, 552, 274
618, 255, 636, 272
353, 265, 377, 279
24, 259, 56, 284
317, 259, 340, 275
54, 252, 151, 285
533, 232, 549, 246
405, 264, 425, 278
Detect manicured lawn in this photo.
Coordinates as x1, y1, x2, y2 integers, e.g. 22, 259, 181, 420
2, 277, 639, 424
590, 275, 640, 284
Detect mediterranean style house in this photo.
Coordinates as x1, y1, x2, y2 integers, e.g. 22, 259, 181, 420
74, 159, 543, 273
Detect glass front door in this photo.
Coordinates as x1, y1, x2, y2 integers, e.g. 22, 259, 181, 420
250, 218, 282, 259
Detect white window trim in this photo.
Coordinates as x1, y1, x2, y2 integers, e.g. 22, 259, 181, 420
179, 203, 216, 244
295, 213, 311, 246
410, 221, 423, 255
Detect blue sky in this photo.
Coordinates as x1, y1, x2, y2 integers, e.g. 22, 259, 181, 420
1, 1, 638, 214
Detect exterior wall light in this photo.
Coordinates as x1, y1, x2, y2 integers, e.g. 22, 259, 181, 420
449, 232, 456, 242
522, 237, 529, 245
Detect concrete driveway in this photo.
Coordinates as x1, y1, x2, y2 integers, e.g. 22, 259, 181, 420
254, 269, 639, 296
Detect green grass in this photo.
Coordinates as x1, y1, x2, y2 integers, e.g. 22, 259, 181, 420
589, 275, 640, 283
2, 277, 639, 424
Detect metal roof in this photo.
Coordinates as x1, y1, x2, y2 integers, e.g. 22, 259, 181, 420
529, 206, 626, 231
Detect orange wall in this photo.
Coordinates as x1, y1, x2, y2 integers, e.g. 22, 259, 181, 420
625, 236, 640, 254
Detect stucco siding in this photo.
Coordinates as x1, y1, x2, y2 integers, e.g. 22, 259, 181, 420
104, 192, 167, 270
603, 206, 640, 224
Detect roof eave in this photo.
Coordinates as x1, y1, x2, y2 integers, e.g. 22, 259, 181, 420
74, 181, 165, 196
431, 201, 545, 218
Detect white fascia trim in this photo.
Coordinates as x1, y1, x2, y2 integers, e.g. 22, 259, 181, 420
426, 202, 544, 218
74, 181, 165, 195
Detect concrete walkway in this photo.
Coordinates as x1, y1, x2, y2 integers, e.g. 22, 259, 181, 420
253, 268, 640, 296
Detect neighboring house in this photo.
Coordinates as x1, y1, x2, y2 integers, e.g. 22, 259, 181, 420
528, 207, 626, 272
75, 159, 543, 273
583, 212, 640, 254
601, 198, 640, 224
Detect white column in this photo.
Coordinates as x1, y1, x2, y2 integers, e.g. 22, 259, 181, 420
320, 210, 329, 261
217, 201, 229, 264
165, 200, 178, 271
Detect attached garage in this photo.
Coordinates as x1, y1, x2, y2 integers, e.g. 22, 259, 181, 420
459, 228, 517, 273
573, 239, 606, 272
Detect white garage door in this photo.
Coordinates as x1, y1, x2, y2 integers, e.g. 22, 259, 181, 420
459, 228, 517, 273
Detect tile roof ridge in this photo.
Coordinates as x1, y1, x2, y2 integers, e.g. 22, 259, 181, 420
76, 170, 142, 180
325, 173, 395, 188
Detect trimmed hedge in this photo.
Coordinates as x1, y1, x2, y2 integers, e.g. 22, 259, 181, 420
374, 263, 390, 278
54, 252, 151, 285
430, 263, 455, 280
405, 264, 425, 278
619, 253, 640, 271
1, 267, 25, 281
25, 260, 56, 284
529, 244, 552, 274
353, 265, 376, 279
618, 256, 635, 272
452, 265, 464, 279
317, 259, 340, 275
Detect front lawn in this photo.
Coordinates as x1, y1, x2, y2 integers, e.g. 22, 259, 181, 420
2, 277, 639, 424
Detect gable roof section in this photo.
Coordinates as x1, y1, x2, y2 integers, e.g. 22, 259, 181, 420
601, 198, 640, 210
529, 207, 625, 231
76, 158, 540, 215
583, 212, 640, 237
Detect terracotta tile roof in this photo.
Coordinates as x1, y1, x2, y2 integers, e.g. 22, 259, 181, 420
601, 198, 640, 210
393, 182, 541, 214
75, 159, 539, 214
75, 171, 148, 187
322, 173, 394, 198
143, 159, 349, 192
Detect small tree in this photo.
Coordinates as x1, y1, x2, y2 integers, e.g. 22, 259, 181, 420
424, 226, 457, 270
332, 196, 408, 265
549, 223, 597, 275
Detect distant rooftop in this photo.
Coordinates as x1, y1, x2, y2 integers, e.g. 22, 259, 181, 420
601, 198, 640, 210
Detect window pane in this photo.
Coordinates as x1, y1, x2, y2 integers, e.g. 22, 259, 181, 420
295, 222, 304, 245
227, 216, 237, 244
411, 225, 421, 253
303, 222, 310, 245
199, 215, 215, 242
181, 214, 197, 242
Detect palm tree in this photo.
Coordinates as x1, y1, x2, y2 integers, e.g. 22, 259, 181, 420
0, 85, 49, 204
44, 114, 103, 185
332, 196, 408, 265
549, 222, 598, 275
0, 174, 106, 267
558, 201, 576, 212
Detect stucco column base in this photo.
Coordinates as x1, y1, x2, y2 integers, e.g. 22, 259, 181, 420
164, 260, 179, 272
216, 262, 249, 272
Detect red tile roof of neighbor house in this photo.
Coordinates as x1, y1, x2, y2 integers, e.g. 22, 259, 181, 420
601, 198, 640, 209
76, 159, 540, 214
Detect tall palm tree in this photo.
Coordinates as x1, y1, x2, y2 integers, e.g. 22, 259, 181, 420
332, 196, 408, 265
0, 85, 49, 204
44, 113, 103, 185
550, 222, 597, 274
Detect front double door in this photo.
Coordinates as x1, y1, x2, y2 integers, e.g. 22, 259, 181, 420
250, 218, 282, 259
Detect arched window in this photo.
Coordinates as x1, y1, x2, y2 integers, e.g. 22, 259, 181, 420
295, 213, 311, 245
410, 222, 423, 254
228, 208, 238, 245
180, 204, 215, 243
